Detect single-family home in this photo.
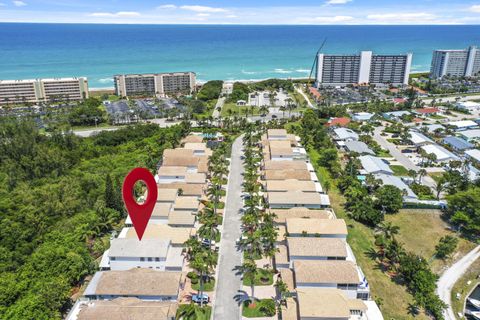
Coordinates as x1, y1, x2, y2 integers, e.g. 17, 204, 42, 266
459, 129, 480, 142
413, 107, 441, 117
383, 110, 411, 120
374, 174, 418, 201
456, 101, 480, 113
408, 130, 433, 147
359, 155, 393, 175
449, 120, 479, 131
83, 269, 183, 301
443, 136, 474, 152
465, 149, 480, 164
351, 112, 374, 122
326, 117, 351, 127
268, 140, 294, 161
332, 128, 359, 142
420, 144, 459, 163
344, 141, 375, 155
422, 124, 445, 135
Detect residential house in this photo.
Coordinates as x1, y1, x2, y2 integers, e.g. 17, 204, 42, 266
332, 128, 359, 142
344, 141, 375, 155
351, 112, 374, 122
459, 129, 480, 142
359, 155, 393, 175
465, 149, 480, 164
449, 120, 479, 131
285, 218, 347, 240
420, 144, 459, 163
443, 136, 474, 152
408, 130, 433, 147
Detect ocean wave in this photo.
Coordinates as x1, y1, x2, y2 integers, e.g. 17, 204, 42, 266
241, 70, 258, 75
98, 77, 113, 84
295, 69, 310, 73
273, 68, 293, 74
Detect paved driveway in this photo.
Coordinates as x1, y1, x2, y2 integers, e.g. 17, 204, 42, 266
213, 136, 245, 320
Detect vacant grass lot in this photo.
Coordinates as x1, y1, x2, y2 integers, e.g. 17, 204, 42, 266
220, 102, 261, 117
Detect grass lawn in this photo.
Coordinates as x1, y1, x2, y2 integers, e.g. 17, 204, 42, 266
429, 114, 446, 119
192, 278, 216, 292
428, 172, 444, 184
385, 210, 475, 273
451, 258, 480, 316
243, 268, 274, 286
390, 165, 410, 176
221, 102, 261, 117
376, 149, 392, 157
242, 299, 275, 318
176, 304, 211, 320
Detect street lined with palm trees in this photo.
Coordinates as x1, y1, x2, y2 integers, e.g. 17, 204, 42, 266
212, 135, 245, 320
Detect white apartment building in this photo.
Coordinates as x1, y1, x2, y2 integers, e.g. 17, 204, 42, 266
114, 72, 196, 97
430, 46, 480, 79
316, 51, 412, 86
0, 77, 88, 105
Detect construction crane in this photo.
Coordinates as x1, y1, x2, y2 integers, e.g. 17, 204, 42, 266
308, 38, 327, 87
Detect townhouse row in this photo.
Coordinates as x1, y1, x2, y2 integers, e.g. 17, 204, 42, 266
261, 129, 383, 320
67, 134, 214, 320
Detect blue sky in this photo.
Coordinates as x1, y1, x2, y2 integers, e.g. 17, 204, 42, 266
0, 0, 479, 24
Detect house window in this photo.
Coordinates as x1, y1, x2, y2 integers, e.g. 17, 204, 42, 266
140, 257, 145, 262
155, 257, 160, 262
111, 257, 116, 261
148, 257, 153, 262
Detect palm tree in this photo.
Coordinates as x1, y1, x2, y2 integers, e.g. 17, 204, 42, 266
274, 279, 289, 306
259, 105, 269, 117
375, 222, 400, 241
238, 259, 258, 306
239, 229, 263, 258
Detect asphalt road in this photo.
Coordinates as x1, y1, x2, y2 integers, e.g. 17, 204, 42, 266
373, 126, 437, 190
437, 245, 480, 320
212, 136, 244, 320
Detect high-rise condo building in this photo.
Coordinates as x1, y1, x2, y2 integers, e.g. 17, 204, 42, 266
430, 46, 480, 79
114, 72, 196, 97
0, 77, 89, 105
315, 51, 412, 86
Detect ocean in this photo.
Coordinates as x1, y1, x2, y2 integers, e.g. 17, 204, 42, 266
1, 23, 480, 89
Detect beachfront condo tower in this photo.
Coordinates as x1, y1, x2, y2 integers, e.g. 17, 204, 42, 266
114, 72, 196, 98
430, 46, 480, 79
0, 77, 88, 105
315, 51, 412, 87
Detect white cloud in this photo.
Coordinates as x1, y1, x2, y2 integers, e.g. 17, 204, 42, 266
301, 15, 354, 23
470, 5, 480, 13
12, 0, 26, 7
367, 12, 436, 22
89, 11, 140, 18
157, 4, 177, 9
180, 5, 228, 13
326, 0, 352, 4
197, 13, 210, 17
226, 14, 238, 18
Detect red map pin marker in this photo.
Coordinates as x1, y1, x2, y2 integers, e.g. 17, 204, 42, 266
122, 168, 158, 241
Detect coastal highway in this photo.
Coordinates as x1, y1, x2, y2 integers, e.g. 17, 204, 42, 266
437, 245, 480, 320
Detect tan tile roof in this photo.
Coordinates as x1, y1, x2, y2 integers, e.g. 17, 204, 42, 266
275, 244, 289, 266
263, 160, 308, 171
126, 225, 195, 245
267, 129, 288, 137
293, 260, 359, 284
158, 166, 187, 176
297, 288, 366, 318
94, 269, 182, 297
157, 182, 205, 197
287, 237, 347, 258
152, 203, 172, 218
265, 179, 317, 192
264, 169, 311, 180
267, 191, 323, 205
174, 196, 199, 210
181, 135, 203, 144
156, 188, 178, 203
277, 225, 287, 243
272, 208, 331, 224
162, 149, 199, 167
77, 298, 178, 320
184, 142, 208, 151
286, 218, 347, 235
168, 210, 196, 226
269, 141, 293, 156
279, 268, 295, 292
185, 173, 206, 184
197, 157, 209, 173
279, 298, 298, 320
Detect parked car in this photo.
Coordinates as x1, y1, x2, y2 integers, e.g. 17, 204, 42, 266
192, 294, 210, 304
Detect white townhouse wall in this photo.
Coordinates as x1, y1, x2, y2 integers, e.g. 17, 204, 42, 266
107, 238, 171, 271
267, 129, 289, 140
157, 166, 187, 183
286, 237, 348, 268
